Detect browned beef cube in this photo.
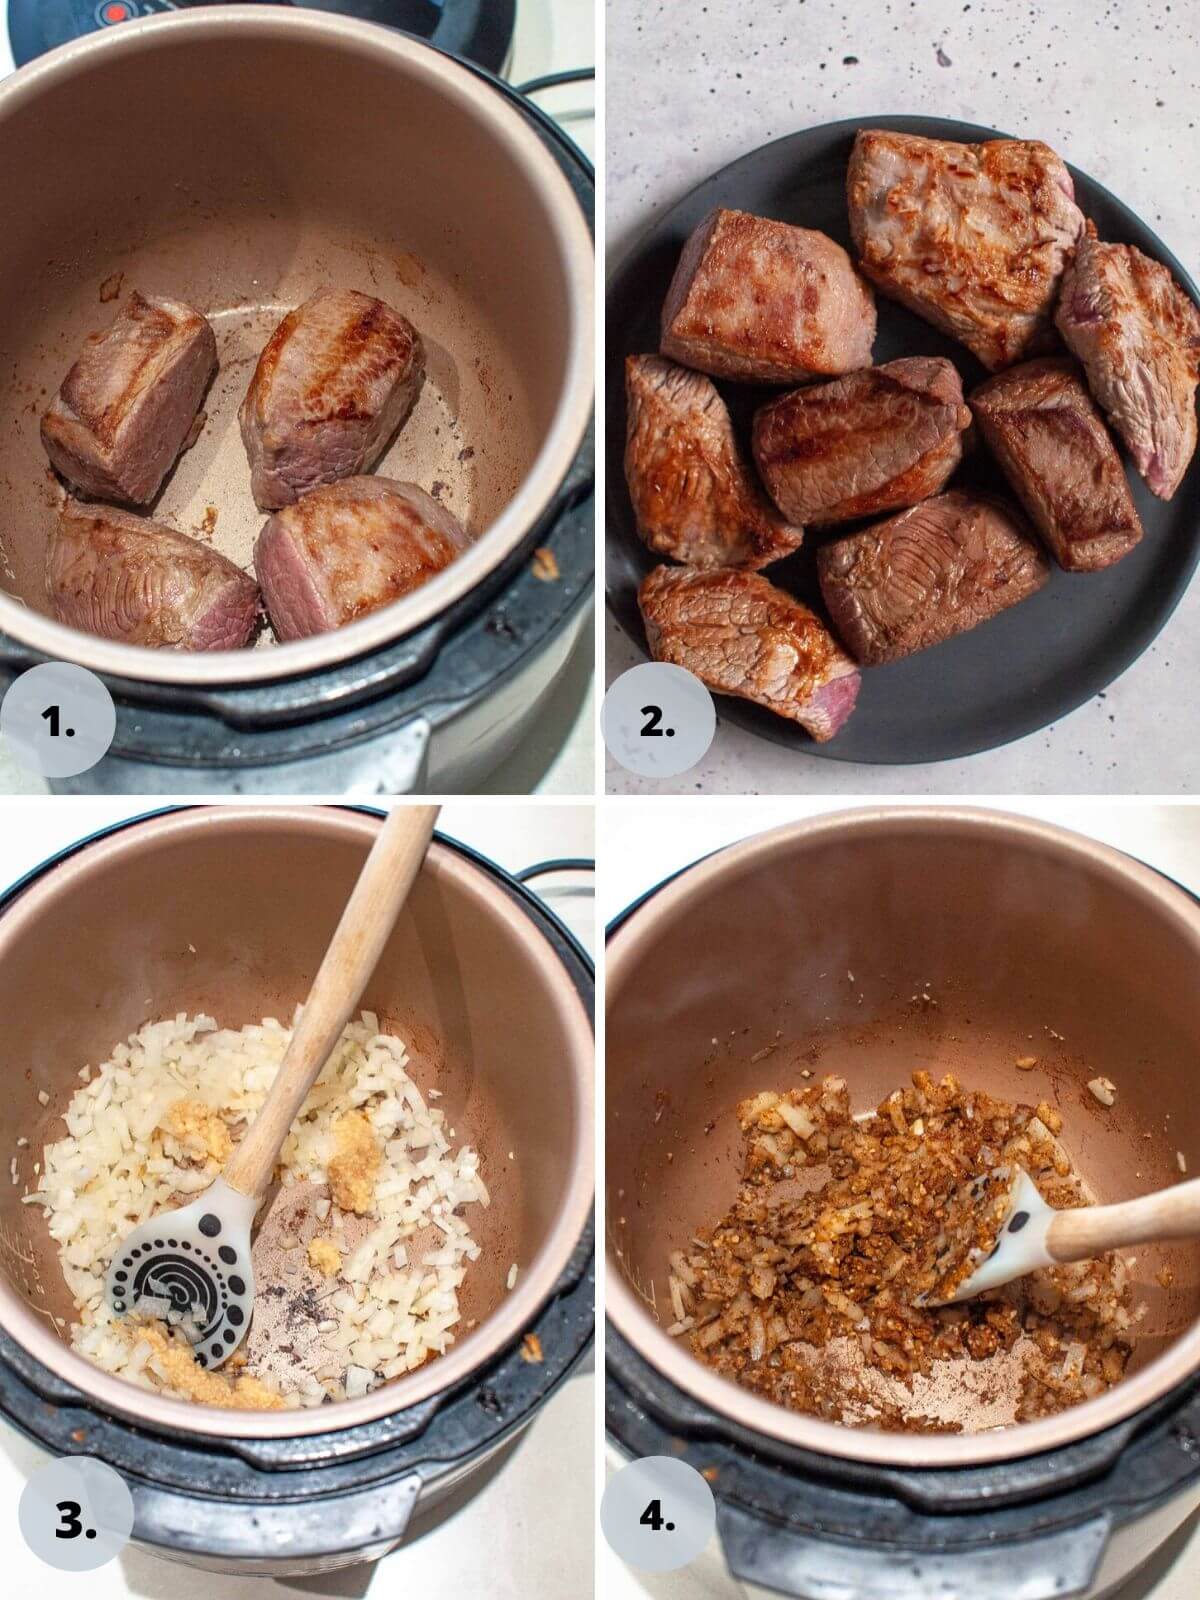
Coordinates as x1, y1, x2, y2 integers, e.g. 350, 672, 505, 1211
753, 357, 970, 526
816, 491, 1049, 665
638, 564, 860, 741
660, 208, 875, 383
254, 476, 469, 641
625, 355, 803, 569
1056, 223, 1200, 500
970, 358, 1143, 571
47, 500, 258, 650
240, 288, 424, 511
41, 291, 216, 505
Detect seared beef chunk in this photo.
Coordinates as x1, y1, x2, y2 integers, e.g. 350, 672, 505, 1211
847, 131, 1084, 371
660, 207, 875, 383
638, 564, 860, 740
41, 291, 216, 505
816, 490, 1049, 665
753, 357, 970, 526
970, 358, 1143, 571
254, 476, 469, 641
47, 500, 258, 649
1056, 223, 1200, 500
625, 354, 804, 569
240, 288, 424, 511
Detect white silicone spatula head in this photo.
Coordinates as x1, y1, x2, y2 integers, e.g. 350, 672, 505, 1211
104, 805, 439, 1369
918, 1168, 1057, 1306
104, 1179, 260, 1368
921, 1166, 1200, 1307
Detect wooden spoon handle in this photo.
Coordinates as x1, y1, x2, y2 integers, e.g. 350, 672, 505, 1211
1046, 1176, 1200, 1262
223, 805, 440, 1199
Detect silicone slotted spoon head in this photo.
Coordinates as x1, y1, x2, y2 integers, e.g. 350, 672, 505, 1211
104, 804, 439, 1370
921, 1166, 1200, 1306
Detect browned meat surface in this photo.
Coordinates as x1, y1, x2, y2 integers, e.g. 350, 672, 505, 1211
638, 564, 860, 740
970, 358, 1143, 571
1055, 223, 1200, 500
41, 291, 216, 505
254, 476, 469, 642
752, 357, 970, 526
240, 288, 424, 511
47, 500, 258, 650
817, 490, 1049, 665
847, 131, 1084, 371
625, 355, 803, 569
660, 207, 876, 383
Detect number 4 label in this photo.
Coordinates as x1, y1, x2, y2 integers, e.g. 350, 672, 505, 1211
639, 1498, 674, 1532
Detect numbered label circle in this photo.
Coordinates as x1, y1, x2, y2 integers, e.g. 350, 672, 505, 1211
0, 663, 116, 778
601, 1455, 716, 1572
602, 663, 716, 778
18, 1456, 134, 1571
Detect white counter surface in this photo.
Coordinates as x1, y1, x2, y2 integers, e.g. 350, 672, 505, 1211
605, 0, 1200, 795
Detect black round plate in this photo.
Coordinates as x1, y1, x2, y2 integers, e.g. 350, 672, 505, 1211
606, 115, 1200, 765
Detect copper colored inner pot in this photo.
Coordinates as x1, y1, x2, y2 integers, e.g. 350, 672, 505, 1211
0, 8, 592, 686
606, 807, 1200, 1467
0, 806, 593, 1439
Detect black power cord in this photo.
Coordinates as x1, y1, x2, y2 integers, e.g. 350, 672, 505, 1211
516, 858, 594, 884
515, 67, 595, 97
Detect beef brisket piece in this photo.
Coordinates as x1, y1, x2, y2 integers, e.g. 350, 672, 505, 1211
816, 490, 1049, 665
240, 288, 424, 511
47, 499, 258, 650
847, 130, 1084, 371
638, 564, 860, 740
42, 291, 216, 505
625, 354, 803, 569
254, 476, 469, 641
660, 207, 876, 383
1056, 222, 1200, 500
752, 357, 970, 526
970, 357, 1143, 571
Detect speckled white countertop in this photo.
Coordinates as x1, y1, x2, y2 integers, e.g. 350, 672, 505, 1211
605, 0, 1200, 795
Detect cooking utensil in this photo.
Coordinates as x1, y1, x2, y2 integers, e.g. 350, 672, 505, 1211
606, 115, 1200, 765
104, 804, 438, 1367
923, 1166, 1200, 1306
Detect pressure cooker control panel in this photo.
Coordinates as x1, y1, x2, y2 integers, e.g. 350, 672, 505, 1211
9, 0, 512, 72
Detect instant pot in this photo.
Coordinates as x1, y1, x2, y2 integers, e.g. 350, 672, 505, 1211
0, 807, 594, 1573
606, 809, 1200, 1599
0, 8, 594, 793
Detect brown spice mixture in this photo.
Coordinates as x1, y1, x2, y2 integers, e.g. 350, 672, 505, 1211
670, 1072, 1132, 1432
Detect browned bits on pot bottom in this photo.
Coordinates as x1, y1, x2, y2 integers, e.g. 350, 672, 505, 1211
669, 1072, 1131, 1433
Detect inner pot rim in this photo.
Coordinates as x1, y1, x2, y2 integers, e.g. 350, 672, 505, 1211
0, 804, 595, 1439
0, 5, 594, 687
605, 804, 1200, 1468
